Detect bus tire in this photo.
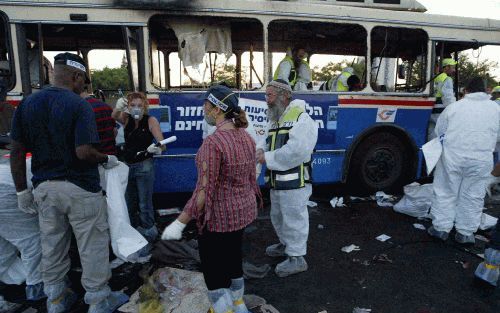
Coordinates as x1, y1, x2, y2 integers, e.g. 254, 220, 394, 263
347, 132, 414, 195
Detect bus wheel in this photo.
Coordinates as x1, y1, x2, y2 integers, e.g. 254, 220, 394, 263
347, 132, 413, 195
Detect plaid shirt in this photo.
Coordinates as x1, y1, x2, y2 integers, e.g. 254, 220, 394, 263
185, 128, 262, 232
86, 97, 116, 155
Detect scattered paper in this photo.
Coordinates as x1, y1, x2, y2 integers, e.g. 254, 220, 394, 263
479, 213, 498, 230
422, 137, 442, 175
413, 223, 426, 230
475, 234, 489, 242
376, 234, 391, 242
330, 197, 346, 208
375, 191, 396, 207
373, 254, 393, 263
307, 200, 318, 207
318, 224, 325, 230
477, 254, 485, 259
341, 244, 361, 253
318, 311, 328, 313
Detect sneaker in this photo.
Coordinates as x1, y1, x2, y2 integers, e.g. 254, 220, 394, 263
265, 243, 286, 257
88, 291, 129, 313
427, 226, 449, 241
455, 232, 475, 245
275, 256, 308, 277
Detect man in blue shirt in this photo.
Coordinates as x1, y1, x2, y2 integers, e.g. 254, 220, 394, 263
10, 53, 127, 313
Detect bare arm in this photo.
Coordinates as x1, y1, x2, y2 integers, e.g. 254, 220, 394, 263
148, 116, 166, 151
10, 140, 28, 192
75, 144, 108, 164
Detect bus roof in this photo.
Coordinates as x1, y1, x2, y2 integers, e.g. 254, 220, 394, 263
3, 0, 500, 43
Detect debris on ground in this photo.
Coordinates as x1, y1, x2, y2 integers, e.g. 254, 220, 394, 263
119, 267, 211, 313
330, 197, 346, 208
375, 234, 391, 242
353, 307, 372, 313
157, 208, 182, 216
474, 234, 489, 242
373, 254, 393, 264
393, 182, 432, 218
479, 213, 498, 230
152, 240, 200, 270
413, 223, 426, 230
318, 224, 325, 230
341, 244, 361, 253
258, 304, 280, 313
243, 261, 271, 279
375, 191, 396, 207
307, 200, 318, 207
318, 310, 328, 313
243, 294, 266, 309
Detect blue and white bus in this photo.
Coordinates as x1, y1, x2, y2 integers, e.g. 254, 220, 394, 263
1, 0, 499, 194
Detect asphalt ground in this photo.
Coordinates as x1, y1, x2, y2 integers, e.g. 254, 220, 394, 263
1, 150, 500, 313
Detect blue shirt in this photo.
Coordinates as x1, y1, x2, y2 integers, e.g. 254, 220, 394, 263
10, 87, 101, 192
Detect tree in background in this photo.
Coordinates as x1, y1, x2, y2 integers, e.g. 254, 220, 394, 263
457, 53, 499, 89
91, 66, 129, 91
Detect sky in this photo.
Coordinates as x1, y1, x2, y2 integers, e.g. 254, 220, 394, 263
45, 0, 500, 82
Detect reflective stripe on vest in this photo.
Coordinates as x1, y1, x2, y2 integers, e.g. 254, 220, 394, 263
265, 106, 311, 190
273, 56, 297, 87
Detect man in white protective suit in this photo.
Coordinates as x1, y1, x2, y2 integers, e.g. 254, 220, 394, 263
257, 79, 318, 277
428, 77, 500, 244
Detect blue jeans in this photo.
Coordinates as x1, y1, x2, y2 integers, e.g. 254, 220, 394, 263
125, 158, 155, 230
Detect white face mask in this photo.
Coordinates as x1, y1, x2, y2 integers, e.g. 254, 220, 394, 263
130, 107, 143, 120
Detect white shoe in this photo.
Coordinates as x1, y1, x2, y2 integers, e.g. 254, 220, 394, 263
275, 256, 308, 277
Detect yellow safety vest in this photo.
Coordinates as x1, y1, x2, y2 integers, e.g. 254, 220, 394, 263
434, 72, 452, 103
265, 106, 312, 190
273, 57, 309, 88
326, 71, 351, 91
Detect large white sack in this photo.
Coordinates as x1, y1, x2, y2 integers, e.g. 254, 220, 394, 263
101, 163, 148, 261
393, 182, 433, 218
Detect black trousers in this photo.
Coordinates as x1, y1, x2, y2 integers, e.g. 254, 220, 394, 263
198, 228, 244, 290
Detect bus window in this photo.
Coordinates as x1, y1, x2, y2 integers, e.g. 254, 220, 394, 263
149, 15, 264, 90
0, 11, 13, 93
19, 24, 134, 96
370, 26, 428, 92
268, 20, 367, 91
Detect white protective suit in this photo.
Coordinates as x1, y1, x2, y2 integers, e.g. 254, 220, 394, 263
0, 161, 42, 287
430, 92, 500, 236
428, 75, 456, 140
294, 62, 312, 91
261, 99, 318, 256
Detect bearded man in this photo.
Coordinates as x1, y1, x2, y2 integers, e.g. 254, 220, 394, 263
256, 79, 318, 277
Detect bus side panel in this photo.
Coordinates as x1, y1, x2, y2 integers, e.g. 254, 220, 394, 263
152, 92, 205, 193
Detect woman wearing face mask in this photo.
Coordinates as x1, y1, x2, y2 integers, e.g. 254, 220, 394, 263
161, 85, 261, 313
113, 92, 165, 250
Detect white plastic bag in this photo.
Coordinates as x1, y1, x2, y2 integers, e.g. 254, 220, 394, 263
422, 138, 442, 175
101, 163, 148, 262
393, 182, 433, 218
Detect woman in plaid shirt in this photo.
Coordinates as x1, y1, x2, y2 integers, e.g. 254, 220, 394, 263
162, 85, 261, 313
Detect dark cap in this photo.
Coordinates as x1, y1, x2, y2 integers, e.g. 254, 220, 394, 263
204, 85, 241, 115
54, 52, 90, 83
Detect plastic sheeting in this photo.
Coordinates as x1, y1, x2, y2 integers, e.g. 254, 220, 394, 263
393, 182, 433, 218
101, 163, 148, 261
167, 18, 232, 67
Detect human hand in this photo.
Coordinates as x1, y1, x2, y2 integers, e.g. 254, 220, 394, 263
161, 219, 187, 240
17, 189, 37, 214
147, 143, 162, 155
102, 155, 119, 169
256, 149, 266, 164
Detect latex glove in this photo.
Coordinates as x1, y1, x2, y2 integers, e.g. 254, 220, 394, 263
161, 220, 186, 240
102, 155, 119, 169
16, 189, 37, 214
115, 97, 128, 112
147, 143, 162, 155
486, 174, 500, 197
